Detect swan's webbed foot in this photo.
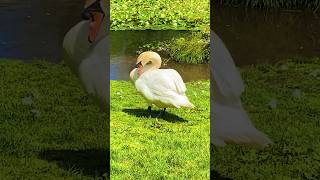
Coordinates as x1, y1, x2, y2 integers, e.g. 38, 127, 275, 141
147, 107, 166, 118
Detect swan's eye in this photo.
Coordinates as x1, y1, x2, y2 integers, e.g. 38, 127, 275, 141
146, 61, 152, 65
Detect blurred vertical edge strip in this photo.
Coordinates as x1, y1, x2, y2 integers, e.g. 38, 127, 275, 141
105, 0, 111, 178
209, 0, 214, 178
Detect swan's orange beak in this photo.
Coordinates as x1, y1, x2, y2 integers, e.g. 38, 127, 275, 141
136, 62, 143, 76
88, 11, 104, 43
135, 61, 143, 68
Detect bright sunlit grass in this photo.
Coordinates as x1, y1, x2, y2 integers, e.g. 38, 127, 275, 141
110, 80, 210, 179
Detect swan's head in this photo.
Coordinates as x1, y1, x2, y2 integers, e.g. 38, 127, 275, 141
136, 51, 162, 69
132, 51, 162, 77
82, 0, 106, 43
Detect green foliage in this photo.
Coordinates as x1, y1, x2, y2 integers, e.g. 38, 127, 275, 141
212, 57, 320, 179
0, 60, 108, 179
110, 80, 210, 179
138, 30, 210, 64
168, 31, 210, 64
111, 0, 210, 30
220, 0, 320, 12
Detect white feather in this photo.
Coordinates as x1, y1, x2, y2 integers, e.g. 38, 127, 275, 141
63, 1, 108, 108
211, 31, 272, 148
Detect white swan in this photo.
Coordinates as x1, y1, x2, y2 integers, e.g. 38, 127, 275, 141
130, 51, 194, 115
63, 0, 108, 109
211, 30, 272, 148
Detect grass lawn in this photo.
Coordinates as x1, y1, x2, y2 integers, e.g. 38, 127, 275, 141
0, 60, 108, 179
1, 57, 319, 179
110, 80, 210, 179
212, 57, 320, 179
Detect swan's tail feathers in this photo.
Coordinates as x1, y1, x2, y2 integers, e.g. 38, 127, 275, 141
183, 101, 195, 109
212, 102, 272, 149
174, 95, 195, 108
222, 128, 272, 148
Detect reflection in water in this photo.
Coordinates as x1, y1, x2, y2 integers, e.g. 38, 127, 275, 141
0, 0, 82, 62
110, 30, 210, 82
213, 7, 320, 66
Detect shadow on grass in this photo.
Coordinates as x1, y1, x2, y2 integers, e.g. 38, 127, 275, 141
123, 108, 188, 123
39, 149, 108, 178
211, 169, 234, 180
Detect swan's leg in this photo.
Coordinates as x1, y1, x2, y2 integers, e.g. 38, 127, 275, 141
148, 106, 152, 118
154, 108, 166, 118
155, 110, 162, 118
163, 108, 166, 115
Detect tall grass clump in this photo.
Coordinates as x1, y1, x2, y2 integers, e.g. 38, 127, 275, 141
138, 30, 210, 64
168, 31, 210, 64
219, 0, 320, 12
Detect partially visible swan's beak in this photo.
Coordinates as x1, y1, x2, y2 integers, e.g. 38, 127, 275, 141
88, 12, 104, 43
82, 1, 105, 43
135, 62, 143, 68
136, 62, 143, 76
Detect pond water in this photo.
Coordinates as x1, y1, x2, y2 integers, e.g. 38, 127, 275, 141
110, 30, 210, 81
0, 0, 82, 62
213, 6, 320, 66
1, 2, 320, 80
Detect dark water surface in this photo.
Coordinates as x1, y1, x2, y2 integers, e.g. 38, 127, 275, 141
213, 7, 320, 66
1, 3, 320, 79
0, 0, 82, 62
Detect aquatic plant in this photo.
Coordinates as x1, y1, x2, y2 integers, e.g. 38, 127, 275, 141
111, 0, 210, 30
168, 31, 210, 64
138, 30, 210, 64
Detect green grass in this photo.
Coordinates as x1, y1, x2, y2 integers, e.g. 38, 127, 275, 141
212, 57, 320, 179
138, 30, 210, 64
0, 60, 108, 179
219, 0, 320, 12
2, 56, 320, 179
110, 80, 210, 179
111, 0, 210, 30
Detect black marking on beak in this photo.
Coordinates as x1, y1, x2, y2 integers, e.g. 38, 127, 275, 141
81, 0, 105, 21
136, 62, 142, 68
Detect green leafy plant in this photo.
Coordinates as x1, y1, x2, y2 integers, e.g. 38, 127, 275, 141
111, 0, 210, 30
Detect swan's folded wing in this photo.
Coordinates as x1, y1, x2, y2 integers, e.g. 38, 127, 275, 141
163, 69, 187, 95
211, 31, 245, 98
136, 69, 186, 100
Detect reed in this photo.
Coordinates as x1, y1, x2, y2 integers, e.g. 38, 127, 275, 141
219, 0, 320, 12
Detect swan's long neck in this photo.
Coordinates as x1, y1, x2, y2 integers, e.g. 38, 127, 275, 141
151, 58, 161, 69
84, 0, 107, 40
142, 58, 161, 74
